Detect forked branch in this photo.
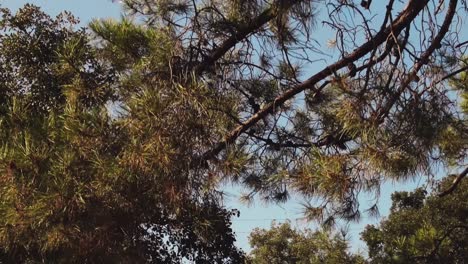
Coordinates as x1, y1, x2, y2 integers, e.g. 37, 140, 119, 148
201, 0, 431, 161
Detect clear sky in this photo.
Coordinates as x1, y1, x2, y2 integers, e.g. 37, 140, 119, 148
0, 0, 446, 255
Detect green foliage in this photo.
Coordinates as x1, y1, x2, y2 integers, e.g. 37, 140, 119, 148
248, 222, 365, 264
0, 0, 467, 261
96, 0, 468, 226
361, 177, 468, 264
113, 0, 467, 231
90, 18, 173, 73
449, 59, 468, 112
0, 5, 243, 263
439, 58, 468, 164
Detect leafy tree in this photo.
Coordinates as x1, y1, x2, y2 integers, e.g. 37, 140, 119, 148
0, 5, 114, 112
248, 222, 365, 264
361, 176, 468, 263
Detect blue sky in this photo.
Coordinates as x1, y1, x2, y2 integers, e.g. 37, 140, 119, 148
1, 0, 122, 23
0, 0, 447, 254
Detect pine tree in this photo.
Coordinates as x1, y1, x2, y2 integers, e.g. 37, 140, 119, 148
0, 5, 243, 263
108, 0, 467, 223
0, 0, 467, 262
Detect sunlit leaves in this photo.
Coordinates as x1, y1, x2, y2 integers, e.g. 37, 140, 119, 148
248, 222, 365, 264
361, 177, 468, 263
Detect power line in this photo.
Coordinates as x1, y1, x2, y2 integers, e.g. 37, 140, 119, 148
232, 218, 297, 221
231, 216, 373, 221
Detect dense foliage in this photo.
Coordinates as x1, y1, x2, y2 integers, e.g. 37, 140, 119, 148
361, 176, 468, 263
248, 177, 468, 264
0, 0, 467, 262
248, 222, 365, 264
0, 5, 242, 263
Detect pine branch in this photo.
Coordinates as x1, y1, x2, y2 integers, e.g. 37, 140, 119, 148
375, 0, 459, 121
439, 167, 468, 197
201, 0, 431, 161
193, 0, 299, 75
437, 65, 468, 84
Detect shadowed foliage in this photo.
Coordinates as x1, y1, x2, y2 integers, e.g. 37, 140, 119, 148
0, 5, 243, 263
